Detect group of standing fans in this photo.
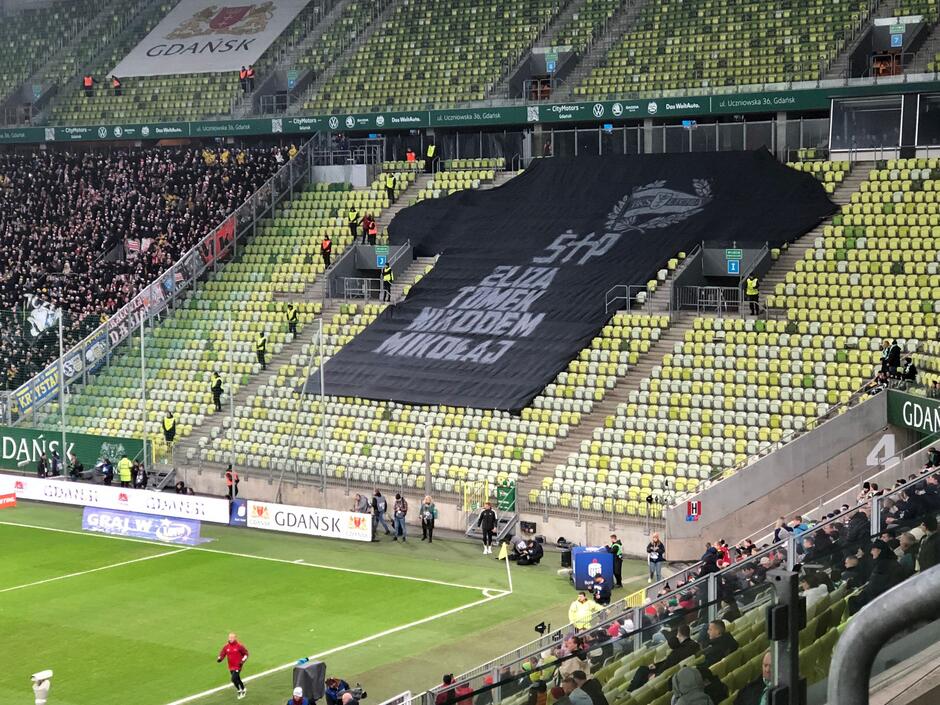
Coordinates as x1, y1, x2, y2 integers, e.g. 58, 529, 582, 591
0, 146, 288, 390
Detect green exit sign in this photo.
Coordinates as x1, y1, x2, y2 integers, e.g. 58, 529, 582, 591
890, 23, 905, 34
725, 248, 743, 260
375, 245, 390, 255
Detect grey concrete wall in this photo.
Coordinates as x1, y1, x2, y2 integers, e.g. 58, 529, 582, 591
664, 394, 891, 560
311, 165, 369, 189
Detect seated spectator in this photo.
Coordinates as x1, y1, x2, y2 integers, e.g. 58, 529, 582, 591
700, 620, 738, 667
526, 682, 547, 705
896, 532, 919, 579
670, 666, 714, 705
799, 573, 830, 609
901, 357, 917, 384
567, 670, 608, 705
848, 540, 903, 614
735, 651, 772, 705
627, 622, 699, 692
919, 514, 939, 572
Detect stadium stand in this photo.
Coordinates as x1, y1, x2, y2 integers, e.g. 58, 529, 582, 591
439, 462, 940, 705
32, 170, 413, 449
0, 146, 285, 391
573, 0, 874, 99
48, 0, 326, 124
552, 0, 626, 52
302, 0, 565, 112
0, 0, 103, 101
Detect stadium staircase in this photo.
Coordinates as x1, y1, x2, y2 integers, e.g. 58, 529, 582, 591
233, 0, 352, 118
521, 314, 694, 510
286, 0, 402, 115
377, 174, 435, 232
908, 16, 940, 72
464, 506, 519, 542
822, 0, 900, 80
483, 0, 581, 101
551, 0, 650, 101
762, 166, 870, 297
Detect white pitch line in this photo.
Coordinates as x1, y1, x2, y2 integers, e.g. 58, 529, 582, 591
0, 547, 189, 594
162, 590, 510, 705
0, 520, 509, 595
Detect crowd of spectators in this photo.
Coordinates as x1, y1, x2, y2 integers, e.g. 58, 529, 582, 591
0, 145, 289, 390
440, 449, 940, 705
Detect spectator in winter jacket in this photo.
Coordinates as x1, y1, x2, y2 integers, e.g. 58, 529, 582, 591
627, 623, 699, 691
670, 666, 714, 705
568, 670, 608, 705
700, 620, 738, 667
420, 495, 437, 542
325, 678, 350, 705
372, 490, 391, 538
849, 540, 904, 614
392, 493, 408, 542
918, 514, 939, 572
734, 651, 772, 705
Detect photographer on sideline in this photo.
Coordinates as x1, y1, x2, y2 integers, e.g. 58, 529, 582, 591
325, 677, 350, 705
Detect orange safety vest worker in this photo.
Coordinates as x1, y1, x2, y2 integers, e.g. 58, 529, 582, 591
321, 237, 332, 252
246, 66, 255, 80
225, 468, 239, 486
112, 76, 121, 89
83, 75, 93, 88
406, 148, 416, 162
368, 219, 378, 237
239, 68, 247, 80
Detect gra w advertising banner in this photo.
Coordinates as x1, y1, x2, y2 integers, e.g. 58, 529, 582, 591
111, 0, 311, 77
309, 151, 836, 411
1, 472, 230, 523
245, 499, 372, 542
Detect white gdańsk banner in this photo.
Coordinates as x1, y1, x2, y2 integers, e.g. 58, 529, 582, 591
1, 472, 230, 524
246, 499, 372, 542
110, 0, 311, 77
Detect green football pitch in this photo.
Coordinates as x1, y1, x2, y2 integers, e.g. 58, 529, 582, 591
1, 502, 646, 705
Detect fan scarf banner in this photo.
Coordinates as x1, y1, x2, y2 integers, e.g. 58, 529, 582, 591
110, 0, 311, 77
310, 151, 836, 411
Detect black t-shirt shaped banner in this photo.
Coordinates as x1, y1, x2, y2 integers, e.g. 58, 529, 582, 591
309, 150, 836, 412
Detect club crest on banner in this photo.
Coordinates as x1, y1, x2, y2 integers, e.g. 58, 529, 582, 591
168, 3, 275, 38
606, 179, 713, 233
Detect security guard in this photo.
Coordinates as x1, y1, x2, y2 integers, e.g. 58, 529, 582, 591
111, 75, 122, 97
385, 173, 396, 204
347, 207, 359, 241
424, 143, 437, 173
117, 454, 133, 488
246, 64, 256, 91
211, 371, 224, 412
745, 275, 759, 315
238, 66, 247, 92
163, 411, 177, 446
82, 74, 94, 97
382, 263, 394, 302
321, 233, 332, 268
256, 330, 268, 369
285, 303, 298, 336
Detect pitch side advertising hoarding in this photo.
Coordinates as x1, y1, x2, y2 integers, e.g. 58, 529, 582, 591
1, 472, 229, 523
245, 499, 372, 542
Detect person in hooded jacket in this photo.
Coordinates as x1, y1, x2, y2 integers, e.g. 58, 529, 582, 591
671, 666, 714, 705
848, 539, 903, 614
698, 546, 720, 577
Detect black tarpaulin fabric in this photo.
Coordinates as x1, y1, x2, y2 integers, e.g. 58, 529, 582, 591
309, 150, 836, 411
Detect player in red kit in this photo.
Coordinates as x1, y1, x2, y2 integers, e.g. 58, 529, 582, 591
217, 632, 249, 699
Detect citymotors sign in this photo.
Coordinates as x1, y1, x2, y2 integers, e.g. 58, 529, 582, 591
1, 472, 230, 524
246, 500, 371, 542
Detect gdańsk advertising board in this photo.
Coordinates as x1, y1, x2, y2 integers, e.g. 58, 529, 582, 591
245, 499, 372, 542
0, 472, 230, 524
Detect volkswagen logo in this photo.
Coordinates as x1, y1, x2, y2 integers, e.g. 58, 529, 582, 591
328, 116, 339, 129
592, 103, 604, 118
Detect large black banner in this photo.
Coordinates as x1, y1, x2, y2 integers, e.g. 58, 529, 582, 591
311, 151, 835, 411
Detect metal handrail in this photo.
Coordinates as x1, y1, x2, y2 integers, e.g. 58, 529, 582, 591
828, 566, 940, 705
